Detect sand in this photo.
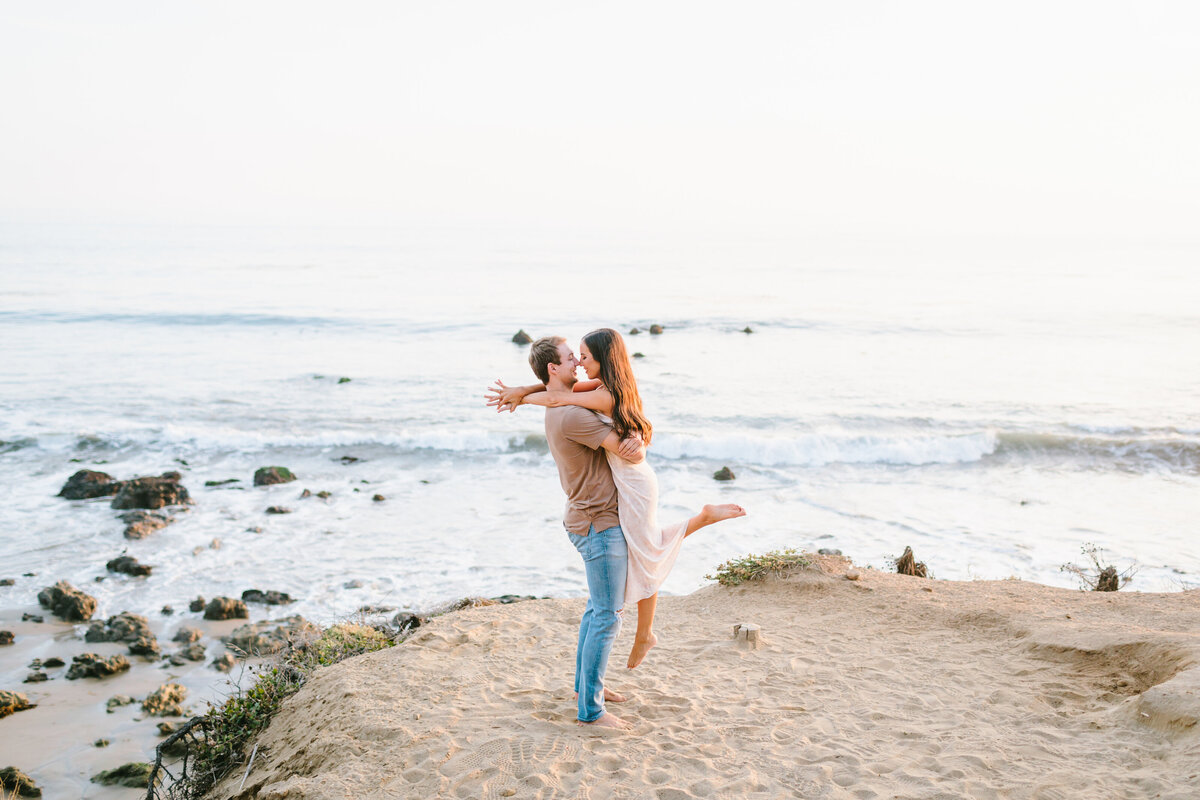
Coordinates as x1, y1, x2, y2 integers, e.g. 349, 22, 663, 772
211, 557, 1200, 800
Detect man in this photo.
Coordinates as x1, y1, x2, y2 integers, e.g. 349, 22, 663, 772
520, 335, 643, 729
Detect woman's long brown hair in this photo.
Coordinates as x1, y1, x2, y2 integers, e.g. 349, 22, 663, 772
582, 328, 653, 445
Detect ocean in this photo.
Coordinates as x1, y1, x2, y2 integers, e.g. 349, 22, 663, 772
2, 221, 1199, 625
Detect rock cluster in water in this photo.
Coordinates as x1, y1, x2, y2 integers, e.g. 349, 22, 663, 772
111, 472, 191, 510
66, 653, 131, 680
242, 589, 294, 606
85, 612, 160, 657
37, 581, 97, 622
254, 466, 297, 486
204, 597, 248, 620
106, 555, 153, 576
141, 683, 187, 716
0, 690, 36, 719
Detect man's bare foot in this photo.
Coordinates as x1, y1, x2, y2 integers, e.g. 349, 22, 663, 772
575, 688, 627, 703
627, 632, 658, 669
701, 503, 746, 525
578, 712, 629, 730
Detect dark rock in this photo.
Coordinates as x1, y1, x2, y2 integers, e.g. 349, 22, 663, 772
1096, 566, 1119, 592
372, 494, 385, 502
105, 694, 135, 712
316, 490, 332, 499
58, 469, 124, 500
0, 766, 41, 797
180, 642, 206, 661
94, 739, 110, 747
23, 671, 47, 683
21, 613, 44, 623
713, 466, 735, 481
223, 616, 318, 656
111, 473, 191, 510
106, 555, 152, 577
161, 605, 173, 615
0, 690, 36, 718
300, 488, 312, 498
340, 456, 359, 463
742, 326, 753, 333
157, 721, 177, 736
27, 659, 41, 668
203, 597, 247, 620
67, 653, 131, 680
633, 352, 645, 358
337, 377, 352, 384
42, 657, 65, 668
0, 578, 15, 586
492, 594, 538, 604
266, 506, 292, 515
393, 611, 429, 636
167, 653, 187, 667
37, 580, 97, 621
0, 630, 13, 645
85, 612, 156, 653
142, 683, 187, 716
129, 636, 160, 657
817, 548, 843, 556
649, 324, 664, 335
629, 327, 641, 335
188, 596, 206, 613
254, 466, 297, 486
512, 329, 533, 344
211, 652, 237, 672
121, 510, 173, 539
241, 589, 294, 606
204, 478, 240, 486
91, 762, 153, 788
172, 625, 202, 644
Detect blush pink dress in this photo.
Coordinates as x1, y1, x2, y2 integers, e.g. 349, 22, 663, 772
600, 415, 689, 608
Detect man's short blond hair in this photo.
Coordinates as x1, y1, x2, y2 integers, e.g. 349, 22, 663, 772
529, 336, 566, 384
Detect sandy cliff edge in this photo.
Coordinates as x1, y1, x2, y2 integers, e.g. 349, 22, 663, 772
213, 557, 1200, 800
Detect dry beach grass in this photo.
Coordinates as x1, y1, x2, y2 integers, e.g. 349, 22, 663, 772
207, 555, 1200, 800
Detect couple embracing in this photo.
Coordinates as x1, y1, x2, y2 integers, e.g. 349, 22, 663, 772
487, 328, 745, 729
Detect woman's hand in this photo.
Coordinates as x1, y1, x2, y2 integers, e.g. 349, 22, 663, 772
617, 432, 644, 462
485, 380, 529, 413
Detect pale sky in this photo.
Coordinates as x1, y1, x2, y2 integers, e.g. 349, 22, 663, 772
2, 1, 1198, 237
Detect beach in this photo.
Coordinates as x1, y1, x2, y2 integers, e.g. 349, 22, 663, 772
197, 555, 1200, 800
2, 223, 1200, 797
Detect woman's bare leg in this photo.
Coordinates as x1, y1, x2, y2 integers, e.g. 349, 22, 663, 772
627, 504, 746, 669
627, 594, 658, 669
684, 503, 746, 537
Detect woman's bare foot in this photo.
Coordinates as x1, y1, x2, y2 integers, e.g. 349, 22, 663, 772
701, 503, 746, 524
626, 632, 658, 669
578, 712, 629, 730
575, 688, 627, 703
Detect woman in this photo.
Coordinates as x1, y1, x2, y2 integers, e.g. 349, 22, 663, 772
489, 327, 745, 669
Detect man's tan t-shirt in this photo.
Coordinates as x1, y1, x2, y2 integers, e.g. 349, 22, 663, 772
544, 405, 619, 535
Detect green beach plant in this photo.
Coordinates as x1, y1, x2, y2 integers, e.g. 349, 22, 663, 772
180, 623, 393, 798
706, 548, 812, 586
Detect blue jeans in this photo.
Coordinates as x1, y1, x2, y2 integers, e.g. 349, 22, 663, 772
568, 523, 627, 722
